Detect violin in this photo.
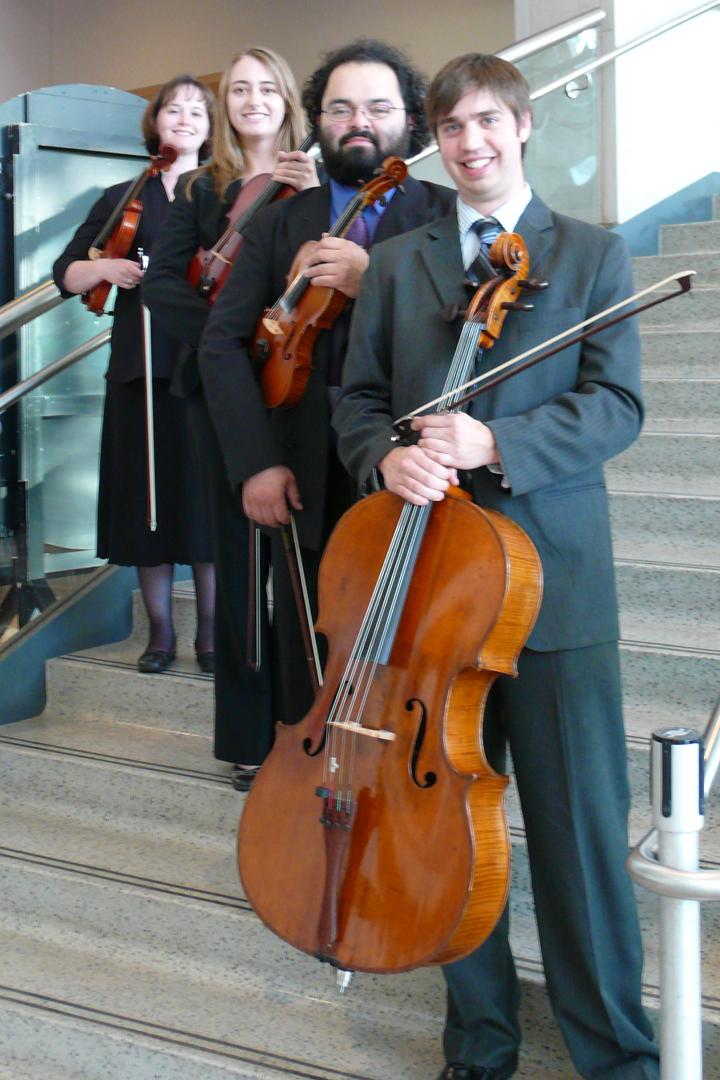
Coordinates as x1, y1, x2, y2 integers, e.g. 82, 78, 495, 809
187, 133, 315, 303
252, 156, 408, 410
237, 234, 543, 977
82, 145, 177, 315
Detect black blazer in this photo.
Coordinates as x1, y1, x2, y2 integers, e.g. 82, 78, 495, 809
52, 176, 178, 382
141, 171, 242, 394
198, 179, 455, 549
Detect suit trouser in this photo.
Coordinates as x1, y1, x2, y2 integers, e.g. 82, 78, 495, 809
442, 643, 659, 1079
186, 390, 274, 764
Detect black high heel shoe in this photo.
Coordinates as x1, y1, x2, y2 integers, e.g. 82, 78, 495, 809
137, 648, 176, 674
196, 650, 215, 675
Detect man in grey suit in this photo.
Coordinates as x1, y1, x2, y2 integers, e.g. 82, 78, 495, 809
334, 53, 659, 1080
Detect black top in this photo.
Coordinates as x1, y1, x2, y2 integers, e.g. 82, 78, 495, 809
52, 175, 180, 382
142, 172, 242, 392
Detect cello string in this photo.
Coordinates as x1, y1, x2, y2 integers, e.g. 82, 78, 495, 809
333, 322, 485, 797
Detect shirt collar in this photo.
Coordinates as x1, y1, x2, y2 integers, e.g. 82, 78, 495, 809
329, 178, 396, 222
456, 183, 532, 242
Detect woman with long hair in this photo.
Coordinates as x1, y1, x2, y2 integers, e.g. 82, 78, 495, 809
143, 48, 318, 789
53, 75, 216, 675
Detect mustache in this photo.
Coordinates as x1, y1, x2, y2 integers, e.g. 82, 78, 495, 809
339, 129, 380, 152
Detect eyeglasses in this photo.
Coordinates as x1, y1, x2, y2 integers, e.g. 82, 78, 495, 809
319, 103, 406, 122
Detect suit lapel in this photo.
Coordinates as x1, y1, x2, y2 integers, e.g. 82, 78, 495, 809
286, 187, 332, 252
417, 210, 469, 311
514, 193, 554, 286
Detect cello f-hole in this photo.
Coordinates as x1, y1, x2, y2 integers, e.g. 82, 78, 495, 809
406, 698, 437, 789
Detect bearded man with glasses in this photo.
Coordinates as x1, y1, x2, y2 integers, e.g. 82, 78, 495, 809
199, 39, 453, 733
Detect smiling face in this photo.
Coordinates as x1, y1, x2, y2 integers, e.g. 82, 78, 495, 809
317, 61, 411, 185
155, 84, 210, 159
225, 53, 286, 143
437, 85, 531, 214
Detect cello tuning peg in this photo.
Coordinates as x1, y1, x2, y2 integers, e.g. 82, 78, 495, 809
518, 278, 549, 291
501, 301, 534, 312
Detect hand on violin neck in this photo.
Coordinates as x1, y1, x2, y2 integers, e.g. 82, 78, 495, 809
242, 466, 303, 527
273, 150, 320, 192
414, 412, 499, 472
301, 234, 370, 298
379, 445, 459, 506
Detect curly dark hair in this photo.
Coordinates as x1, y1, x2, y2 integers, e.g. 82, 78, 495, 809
301, 38, 430, 157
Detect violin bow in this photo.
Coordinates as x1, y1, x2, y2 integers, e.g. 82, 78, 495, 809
392, 270, 695, 440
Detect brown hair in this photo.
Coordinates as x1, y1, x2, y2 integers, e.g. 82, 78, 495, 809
425, 53, 532, 134
188, 47, 307, 199
141, 75, 214, 159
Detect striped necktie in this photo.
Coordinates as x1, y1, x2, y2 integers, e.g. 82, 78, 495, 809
467, 217, 503, 284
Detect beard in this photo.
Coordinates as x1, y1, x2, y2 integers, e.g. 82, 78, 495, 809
319, 126, 411, 186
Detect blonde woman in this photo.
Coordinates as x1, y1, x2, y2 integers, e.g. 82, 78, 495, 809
143, 48, 318, 787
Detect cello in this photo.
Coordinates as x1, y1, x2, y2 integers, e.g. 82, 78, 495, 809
83, 145, 177, 315
237, 233, 543, 977
252, 156, 408, 409
187, 133, 315, 303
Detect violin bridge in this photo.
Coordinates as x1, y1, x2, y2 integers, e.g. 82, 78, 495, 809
326, 720, 396, 742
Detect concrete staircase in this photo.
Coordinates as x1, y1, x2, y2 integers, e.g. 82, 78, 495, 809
1, 206, 719, 1077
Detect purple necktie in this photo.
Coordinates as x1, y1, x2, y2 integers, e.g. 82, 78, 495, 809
344, 211, 370, 248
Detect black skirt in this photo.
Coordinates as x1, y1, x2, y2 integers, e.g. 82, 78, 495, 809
97, 378, 212, 566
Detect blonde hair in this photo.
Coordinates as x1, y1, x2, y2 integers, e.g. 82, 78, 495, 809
187, 47, 306, 199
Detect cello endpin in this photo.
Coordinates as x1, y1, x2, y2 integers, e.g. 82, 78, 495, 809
336, 968, 354, 994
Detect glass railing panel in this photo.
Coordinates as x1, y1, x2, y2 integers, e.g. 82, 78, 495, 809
1, 96, 146, 646
409, 26, 602, 225
518, 27, 601, 224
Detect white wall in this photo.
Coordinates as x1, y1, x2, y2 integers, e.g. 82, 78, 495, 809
0, 0, 52, 100
0, 0, 514, 103
613, 0, 720, 220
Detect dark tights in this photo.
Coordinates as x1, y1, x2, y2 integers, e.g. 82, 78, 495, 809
137, 562, 215, 654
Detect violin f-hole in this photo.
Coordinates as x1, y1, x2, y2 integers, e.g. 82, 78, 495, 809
406, 698, 437, 789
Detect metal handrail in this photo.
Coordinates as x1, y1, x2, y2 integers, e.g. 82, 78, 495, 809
531, 0, 719, 99
409, 0, 719, 167
627, 696, 720, 901
0, 280, 64, 341
0, 329, 110, 414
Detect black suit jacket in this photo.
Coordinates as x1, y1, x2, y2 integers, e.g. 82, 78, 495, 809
198, 179, 454, 549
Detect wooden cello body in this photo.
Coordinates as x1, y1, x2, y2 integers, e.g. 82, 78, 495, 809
238, 231, 543, 975
238, 488, 542, 973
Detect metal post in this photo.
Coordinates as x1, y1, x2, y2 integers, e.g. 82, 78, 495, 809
651, 727, 705, 1079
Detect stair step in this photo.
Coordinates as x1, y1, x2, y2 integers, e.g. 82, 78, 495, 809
0, 851, 572, 1079
633, 251, 720, 288
616, 560, 719, 651
642, 378, 720, 421
620, 642, 719, 741
638, 284, 719, 328
640, 328, 719, 378
44, 655, 214, 732
606, 431, 720, 496
610, 492, 719, 568
660, 220, 720, 255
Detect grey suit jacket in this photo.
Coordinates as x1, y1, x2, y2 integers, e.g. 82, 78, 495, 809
334, 194, 643, 651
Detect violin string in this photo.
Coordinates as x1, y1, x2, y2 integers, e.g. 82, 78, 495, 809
328, 321, 485, 800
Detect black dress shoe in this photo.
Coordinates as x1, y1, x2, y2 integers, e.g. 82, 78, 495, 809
438, 1066, 501, 1079
196, 651, 215, 675
231, 765, 260, 792
137, 649, 176, 674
